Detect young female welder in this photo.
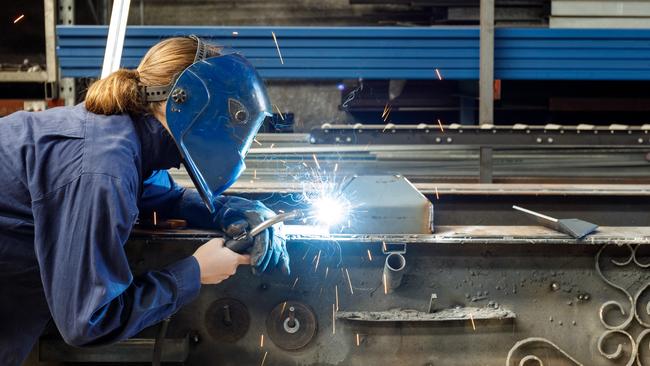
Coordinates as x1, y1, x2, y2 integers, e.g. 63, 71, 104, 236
0, 36, 289, 365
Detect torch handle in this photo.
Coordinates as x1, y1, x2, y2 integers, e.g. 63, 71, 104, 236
224, 210, 306, 254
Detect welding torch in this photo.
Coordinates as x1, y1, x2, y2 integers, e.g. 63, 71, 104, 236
224, 209, 307, 253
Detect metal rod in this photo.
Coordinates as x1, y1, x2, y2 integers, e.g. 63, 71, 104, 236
512, 205, 558, 223
101, 0, 131, 78
383, 253, 406, 293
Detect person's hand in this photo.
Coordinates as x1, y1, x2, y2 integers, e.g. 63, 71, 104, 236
214, 197, 290, 275
192, 238, 250, 284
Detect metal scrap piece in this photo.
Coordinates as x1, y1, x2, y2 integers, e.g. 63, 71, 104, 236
336, 306, 515, 322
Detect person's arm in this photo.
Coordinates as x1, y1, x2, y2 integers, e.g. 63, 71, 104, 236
139, 170, 289, 274
138, 170, 214, 228
32, 173, 200, 346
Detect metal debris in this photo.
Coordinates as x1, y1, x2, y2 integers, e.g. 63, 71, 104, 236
336, 307, 516, 322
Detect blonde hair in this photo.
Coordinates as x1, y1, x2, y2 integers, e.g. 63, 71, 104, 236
85, 37, 217, 116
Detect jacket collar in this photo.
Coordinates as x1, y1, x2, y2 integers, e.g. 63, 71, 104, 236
133, 114, 182, 177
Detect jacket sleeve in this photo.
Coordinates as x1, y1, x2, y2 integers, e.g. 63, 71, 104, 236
139, 170, 223, 229
32, 173, 201, 346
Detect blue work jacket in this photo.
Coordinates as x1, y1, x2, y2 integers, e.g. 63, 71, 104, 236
0, 104, 216, 365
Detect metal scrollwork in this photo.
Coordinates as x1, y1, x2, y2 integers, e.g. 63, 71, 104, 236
597, 330, 636, 366
637, 329, 650, 365
596, 244, 650, 365
507, 244, 649, 366
506, 337, 584, 366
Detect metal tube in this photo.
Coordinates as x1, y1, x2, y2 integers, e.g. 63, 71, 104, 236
383, 253, 406, 293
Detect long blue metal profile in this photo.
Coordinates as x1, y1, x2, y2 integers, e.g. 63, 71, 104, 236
57, 26, 650, 80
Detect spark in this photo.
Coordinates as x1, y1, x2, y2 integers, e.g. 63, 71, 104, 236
383, 272, 388, 294
437, 119, 445, 133
334, 163, 338, 172
335, 285, 339, 311
279, 302, 288, 322
325, 267, 329, 278
367, 249, 373, 261
469, 313, 476, 331
302, 248, 310, 260
332, 303, 336, 334
273, 104, 285, 120
260, 351, 268, 366
314, 250, 321, 272
13, 14, 25, 24
232, 31, 239, 36
271, 31, 284, 65
319, 287, 323, 297
345, 268, 354, 294
153, 211, 157, 226
435, 186, 440, 200
291, 277, 299, 290
312, 154, 321, 170
254, 138, 262, 146
270, 143, 275, 149
254, 169, 257, 179
356, 333, 360, 346
260, 334, 264, 348
382, 103, 392, 122
381, 103, 390, 119
302, 162, 309, 168
435, 68, 443, 80
382, 241, 387, 252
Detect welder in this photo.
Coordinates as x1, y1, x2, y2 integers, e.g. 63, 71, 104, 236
0, 35, 289, 365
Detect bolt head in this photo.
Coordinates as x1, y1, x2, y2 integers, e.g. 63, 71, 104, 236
171, 88, 187, 104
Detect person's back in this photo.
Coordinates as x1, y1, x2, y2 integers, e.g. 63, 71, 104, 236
0, 104, 142, 364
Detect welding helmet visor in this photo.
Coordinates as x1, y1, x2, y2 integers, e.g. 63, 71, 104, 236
146, 39, 271, 212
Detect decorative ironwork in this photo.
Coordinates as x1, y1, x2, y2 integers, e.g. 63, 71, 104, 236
506, 337, 584, 366
507, 244, 650, 365
596, 244, 650, 365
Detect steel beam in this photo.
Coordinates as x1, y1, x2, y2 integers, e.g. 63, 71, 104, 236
309, 124, 650, 147
479, 0, 495, 125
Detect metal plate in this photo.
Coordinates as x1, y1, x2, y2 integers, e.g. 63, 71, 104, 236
266, 301, 318, 351
205, 298, 250, 343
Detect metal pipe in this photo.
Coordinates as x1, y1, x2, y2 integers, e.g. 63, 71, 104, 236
383, 253, 406, 293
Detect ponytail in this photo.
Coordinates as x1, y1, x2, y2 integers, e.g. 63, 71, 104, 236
84, 36, 219, 117
85, 69, 144, 116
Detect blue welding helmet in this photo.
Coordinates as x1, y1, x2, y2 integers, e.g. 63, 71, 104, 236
143, 36, 272, 212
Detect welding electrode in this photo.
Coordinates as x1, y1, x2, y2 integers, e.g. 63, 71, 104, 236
225, 210, 306, 253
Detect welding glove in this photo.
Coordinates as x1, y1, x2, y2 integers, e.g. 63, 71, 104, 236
214, 196, 290, 275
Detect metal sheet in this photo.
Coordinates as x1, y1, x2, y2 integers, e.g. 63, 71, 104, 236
131, 225, 650, 246
48, 231, 647, 365
552, 0, 650, 17
57, 26, 650, 80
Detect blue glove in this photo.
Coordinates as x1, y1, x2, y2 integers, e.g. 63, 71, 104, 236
214, 196, 290, 275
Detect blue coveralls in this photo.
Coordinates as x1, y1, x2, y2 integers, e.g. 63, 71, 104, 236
0, 104, 218, 365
